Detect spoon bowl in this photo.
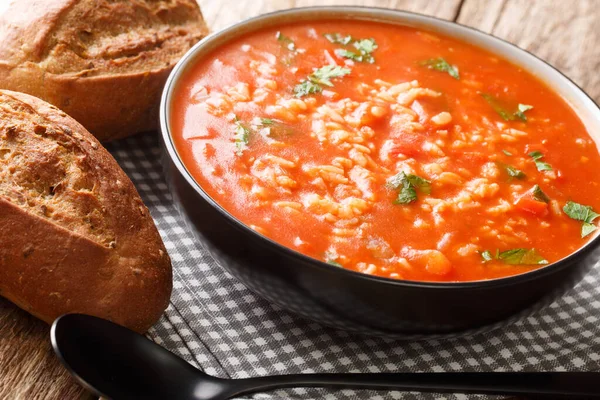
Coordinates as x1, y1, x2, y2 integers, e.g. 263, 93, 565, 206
51, 314, 600, 400
51, 313, 226, 399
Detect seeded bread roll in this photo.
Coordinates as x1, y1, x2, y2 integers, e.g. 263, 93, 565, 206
0, 0, 208, 141
0, 90, 172, 333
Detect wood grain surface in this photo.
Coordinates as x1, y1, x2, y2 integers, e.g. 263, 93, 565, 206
0, 299, 94, 399
456, 0, 600, 103
1, 0, 598, 398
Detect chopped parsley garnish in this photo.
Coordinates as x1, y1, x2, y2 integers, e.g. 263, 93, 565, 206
293, 65, 351, 97
502, 150, 513, 156
500, 163, 526, 180
276, 31, 296, 51
354, 38, 377, 54
582, 224, 597, 238
233, 117, 250, 155
324, 33, 354, 45
337, 38, 378, 63
563, 201, 600, 238
481, 94, 534, 121
504, 164, 526, 179
479, 250, 493, 263
326, 259, 342, 267
420, 57, 459, 80
532, 185, 550, 203
325, 34, 378, 63
528, 151, 552, 171
481, 93, 513, 120
387, 172, 431, 204
386, 172, 406, 190
293, 80, 322, 97
396, 183, 418, 205
515, 104, 534, 121
405, 175, 432, 194
480, 248, 548, 265
310, 65, 351, 86
335, 49, 374, 64
498, 249, 549, 265
260, 118, 274, 125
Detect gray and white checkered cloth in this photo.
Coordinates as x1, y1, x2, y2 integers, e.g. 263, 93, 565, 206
106, 133, 600, 400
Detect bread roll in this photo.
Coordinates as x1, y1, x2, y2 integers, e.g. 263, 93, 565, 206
0, 90, 172, 333
0, 0, 208, 141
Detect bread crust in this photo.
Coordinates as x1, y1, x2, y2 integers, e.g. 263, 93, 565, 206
0, 90, 172, 333
0, 0, 208, 141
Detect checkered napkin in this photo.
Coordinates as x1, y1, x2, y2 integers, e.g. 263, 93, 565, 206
106, 133, 600, 400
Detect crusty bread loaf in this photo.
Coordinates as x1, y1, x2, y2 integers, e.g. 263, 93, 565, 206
0, 0, 208, 141
0, 90, 172, 333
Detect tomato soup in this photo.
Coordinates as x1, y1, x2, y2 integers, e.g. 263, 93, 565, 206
170, 20, 600, 282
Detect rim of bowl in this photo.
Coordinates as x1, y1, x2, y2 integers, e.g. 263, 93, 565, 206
160, 6, 600, 290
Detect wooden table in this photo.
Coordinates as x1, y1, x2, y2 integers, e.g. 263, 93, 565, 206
1, 0, 598, 398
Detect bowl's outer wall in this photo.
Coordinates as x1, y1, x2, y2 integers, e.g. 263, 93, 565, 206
160, 7, 600, 337
164, 154, 599, 337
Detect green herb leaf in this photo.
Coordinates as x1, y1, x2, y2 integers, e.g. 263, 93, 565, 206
535, 162, 552, 171
335, 48, 374, 64
405, 174, 432, 195
276, 31, 296, 51
353, 38, 377, 54
395, 183, 417, 204
325, 34, 377, 63
386, 172, 405, 190
532, 185, 550, 203
310, 65, 351, 87
497, 248, 549, 265
260, 118, 274, 126
324, 33, 354, 45
481, 93, 514, 121
326, 259, 342, 267
293, 65, 351, 97
497, 162, 526, 180
420, 57, 460, 80
481, 94, 535, 122
582, 222, 597, 238
563, 201, 600, 222
480, 248, 548, 265
528, 151, 553, 171
502, 163, 526, 180
480, 250, 493, 263
502, 150, 513, 156
515, 104, 534, 121
563, 201, 600, 237
233, 117, 251, 155
387, 172, 431, 204
293, 80, 322, 97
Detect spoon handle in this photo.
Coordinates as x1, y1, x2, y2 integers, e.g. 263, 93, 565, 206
225, 372, 600, 399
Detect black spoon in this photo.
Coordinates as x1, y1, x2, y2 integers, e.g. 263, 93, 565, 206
51, 314, 600, 400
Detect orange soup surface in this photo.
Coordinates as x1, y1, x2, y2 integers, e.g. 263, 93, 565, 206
171, 20, 600, 282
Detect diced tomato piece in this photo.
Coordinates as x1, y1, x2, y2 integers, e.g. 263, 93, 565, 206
422, 250, 452, 275
401, 248, 453, 276
460, 152, 488, 164
388, 135, 423, 158
425, 251, 453, 275
515, 197, 548, 216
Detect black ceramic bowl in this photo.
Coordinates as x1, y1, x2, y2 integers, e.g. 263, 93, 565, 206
159, 7, 600, 338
